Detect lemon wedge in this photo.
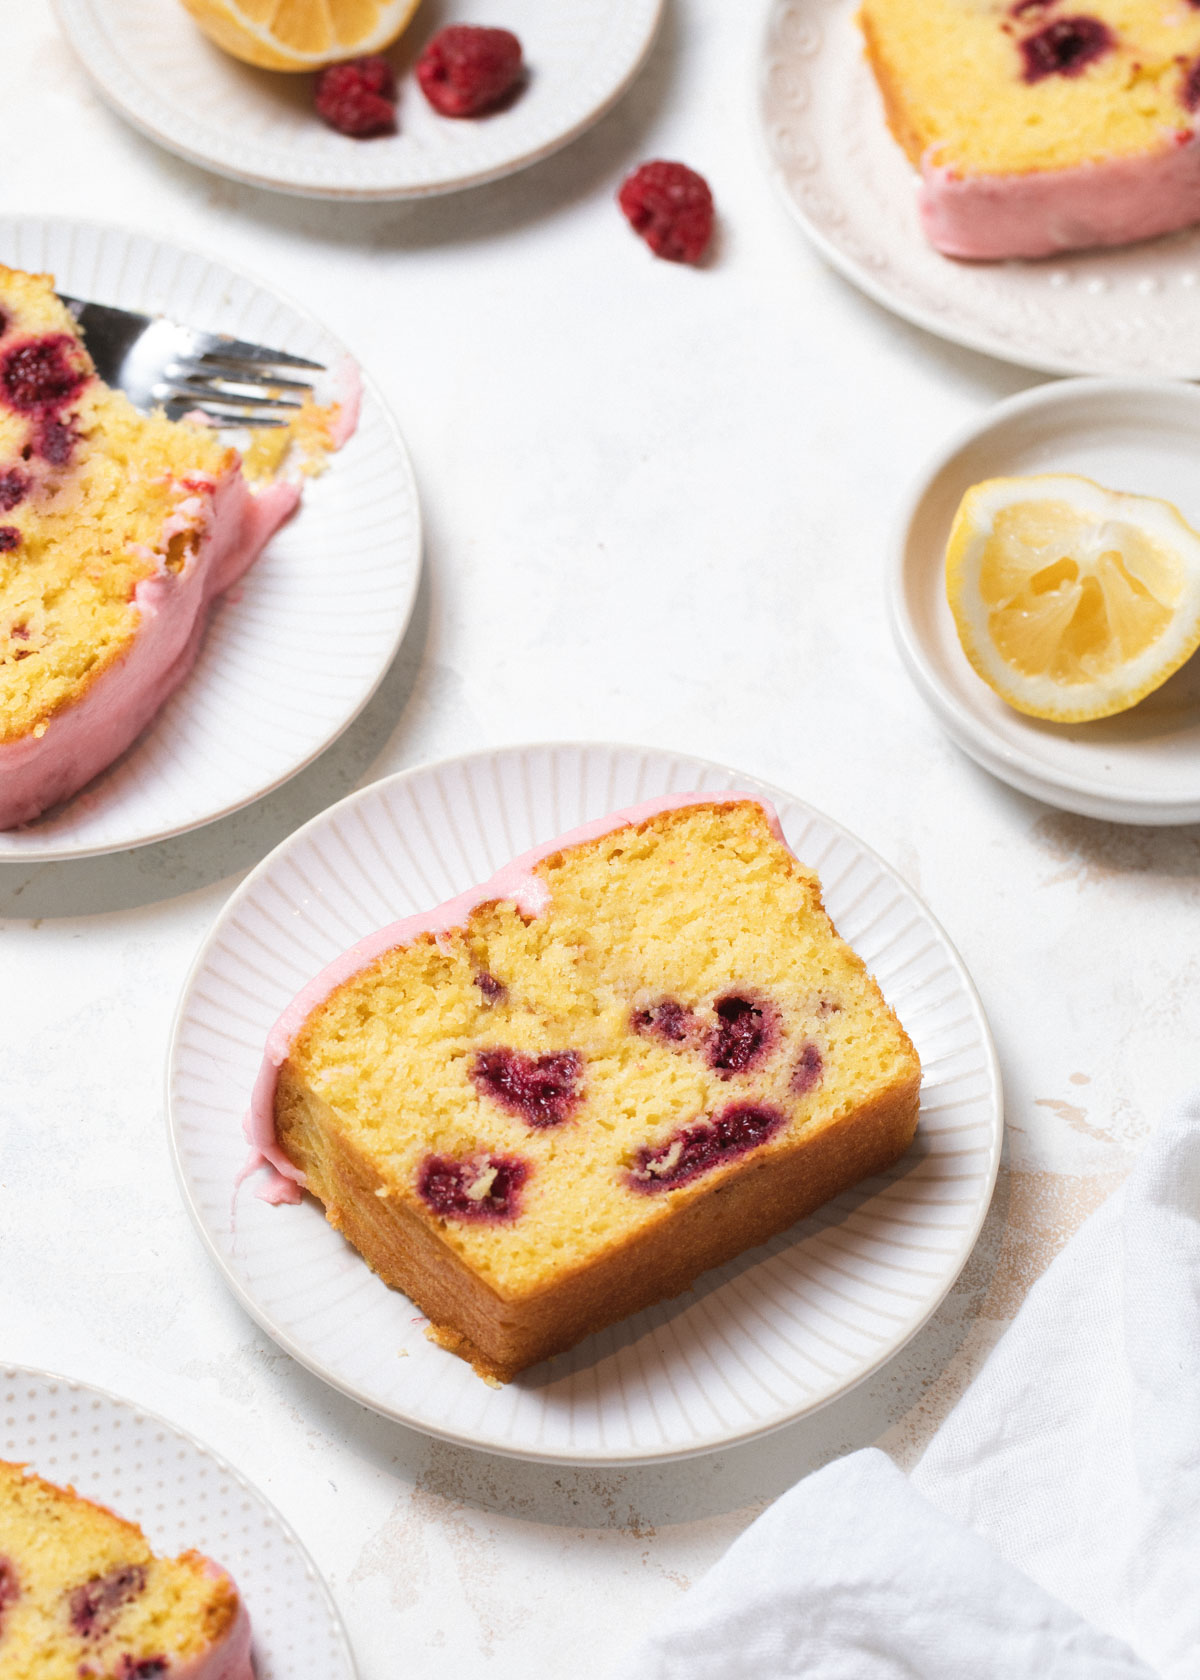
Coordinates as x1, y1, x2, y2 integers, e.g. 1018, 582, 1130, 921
945, 474, 1200, 722
178, 0, 422, 71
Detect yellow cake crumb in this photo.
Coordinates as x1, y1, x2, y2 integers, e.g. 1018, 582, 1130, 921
859, 0, 1200, 175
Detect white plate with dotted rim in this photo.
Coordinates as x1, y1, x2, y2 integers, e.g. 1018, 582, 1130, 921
168, 741, 1002, 1465
1, 1364, 357, 1679
890, 378, 1200, 825
52, 0, 663, 202
0, 217, 420, 862
759, 0, 1200, 378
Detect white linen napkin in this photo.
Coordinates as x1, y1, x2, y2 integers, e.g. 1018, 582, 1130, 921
612, 1090, 1200, 1680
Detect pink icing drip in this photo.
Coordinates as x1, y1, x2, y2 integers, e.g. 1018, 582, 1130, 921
243, 791, 789, 1203
919, 127, 1200, 259
0, 470, 299, 829
170, 1566, 254, 1680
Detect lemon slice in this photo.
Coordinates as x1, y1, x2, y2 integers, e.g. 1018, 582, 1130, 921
945, 474, 1200, 722
178, 0, 422, 71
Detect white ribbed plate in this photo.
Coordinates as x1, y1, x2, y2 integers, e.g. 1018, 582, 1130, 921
0, 218, 420, 861
760, 0, 1200, 377
2, 1364, 356, 1680
53, 0, 662, 201
169, 743, 1002, 1464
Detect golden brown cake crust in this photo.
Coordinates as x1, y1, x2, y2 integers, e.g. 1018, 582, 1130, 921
857, 6, 929, 166
272, 799, 922, 1383
276, 1062, 920, 1381
0, 1459, 242, 1676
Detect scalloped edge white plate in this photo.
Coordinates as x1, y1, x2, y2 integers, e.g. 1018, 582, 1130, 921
758, 0, 1200, 378
168, 741, 1003, 1465
0, 217, 421, 861
1, 1364, 357, 1680
53, 0, 663, 201
890, 378, 1200, 824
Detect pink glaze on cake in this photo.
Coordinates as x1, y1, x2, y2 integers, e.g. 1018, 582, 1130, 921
0, 471, 298, 829
244, 791, 790, 1204
173, 1568, 254, 1680
919, 126, 1200, 258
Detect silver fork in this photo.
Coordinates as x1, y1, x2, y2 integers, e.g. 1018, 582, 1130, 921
59, 295, 325, 429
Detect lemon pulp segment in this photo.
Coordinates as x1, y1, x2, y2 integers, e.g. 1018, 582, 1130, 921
176, 0, 422, 71
945, 474, 1200, 722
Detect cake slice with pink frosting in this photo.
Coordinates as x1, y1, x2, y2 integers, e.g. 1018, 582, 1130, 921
0, 1457, 253, 1680
859, 0, 1200, 259
0, 266, 356, 829
245, 794, 921, 1382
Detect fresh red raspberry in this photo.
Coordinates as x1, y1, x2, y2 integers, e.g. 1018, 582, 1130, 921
618, 161, 714, 264
313, 56, 397, 138
416, 26, 524, 117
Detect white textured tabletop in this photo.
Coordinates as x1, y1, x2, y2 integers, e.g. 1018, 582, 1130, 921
4, 3, 1199, 1676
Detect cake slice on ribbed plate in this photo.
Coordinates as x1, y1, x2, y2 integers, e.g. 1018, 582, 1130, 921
0, 266, 354, 829
247, 795, 922, 1383
0, 1458, 252, 1680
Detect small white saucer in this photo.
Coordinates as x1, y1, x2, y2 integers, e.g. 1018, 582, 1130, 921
889, 379, 1200, 826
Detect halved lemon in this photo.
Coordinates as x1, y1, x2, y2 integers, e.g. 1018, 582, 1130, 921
177, 0, 423, 71
945, 474, 1200, 722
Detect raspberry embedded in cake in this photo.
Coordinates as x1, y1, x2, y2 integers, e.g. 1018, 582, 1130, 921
0, 1553, 18, 1632
1019, 15, 1113, 81
474, 970, 507, 1003
70, 1565, 147, 1639
116, 1656, 169, 1678
0, 527, 19, 553
0, 468, 27, 511
629, 1104, 786, 1192
418, 1152, 529, 1221
471, 1047, 584, 1127
631, 996, 699, 1046
1183, 59, 1200, 111
708, 993, 779, 1077
0, 334, 89, 413
416, 26, 525, 117
791, 1041, 824, 1094
37, 413, 76, 466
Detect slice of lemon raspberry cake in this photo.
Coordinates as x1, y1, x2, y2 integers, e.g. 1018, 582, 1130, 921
0, 266, 350, 830
248, 795, 921, 1382
859, 0, 1200, 258
0, 1459, 252, 1680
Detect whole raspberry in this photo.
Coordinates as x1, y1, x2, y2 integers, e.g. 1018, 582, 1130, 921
416, 26, 524, 117
618, 161, 714, 264
313, 56, 397, 138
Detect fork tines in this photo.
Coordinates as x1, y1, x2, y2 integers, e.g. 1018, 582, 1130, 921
59, 295, 328, 429
160, 335, 325, 428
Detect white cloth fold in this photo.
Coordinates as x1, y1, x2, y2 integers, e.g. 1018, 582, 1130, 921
613, 1091, 1200, 1680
